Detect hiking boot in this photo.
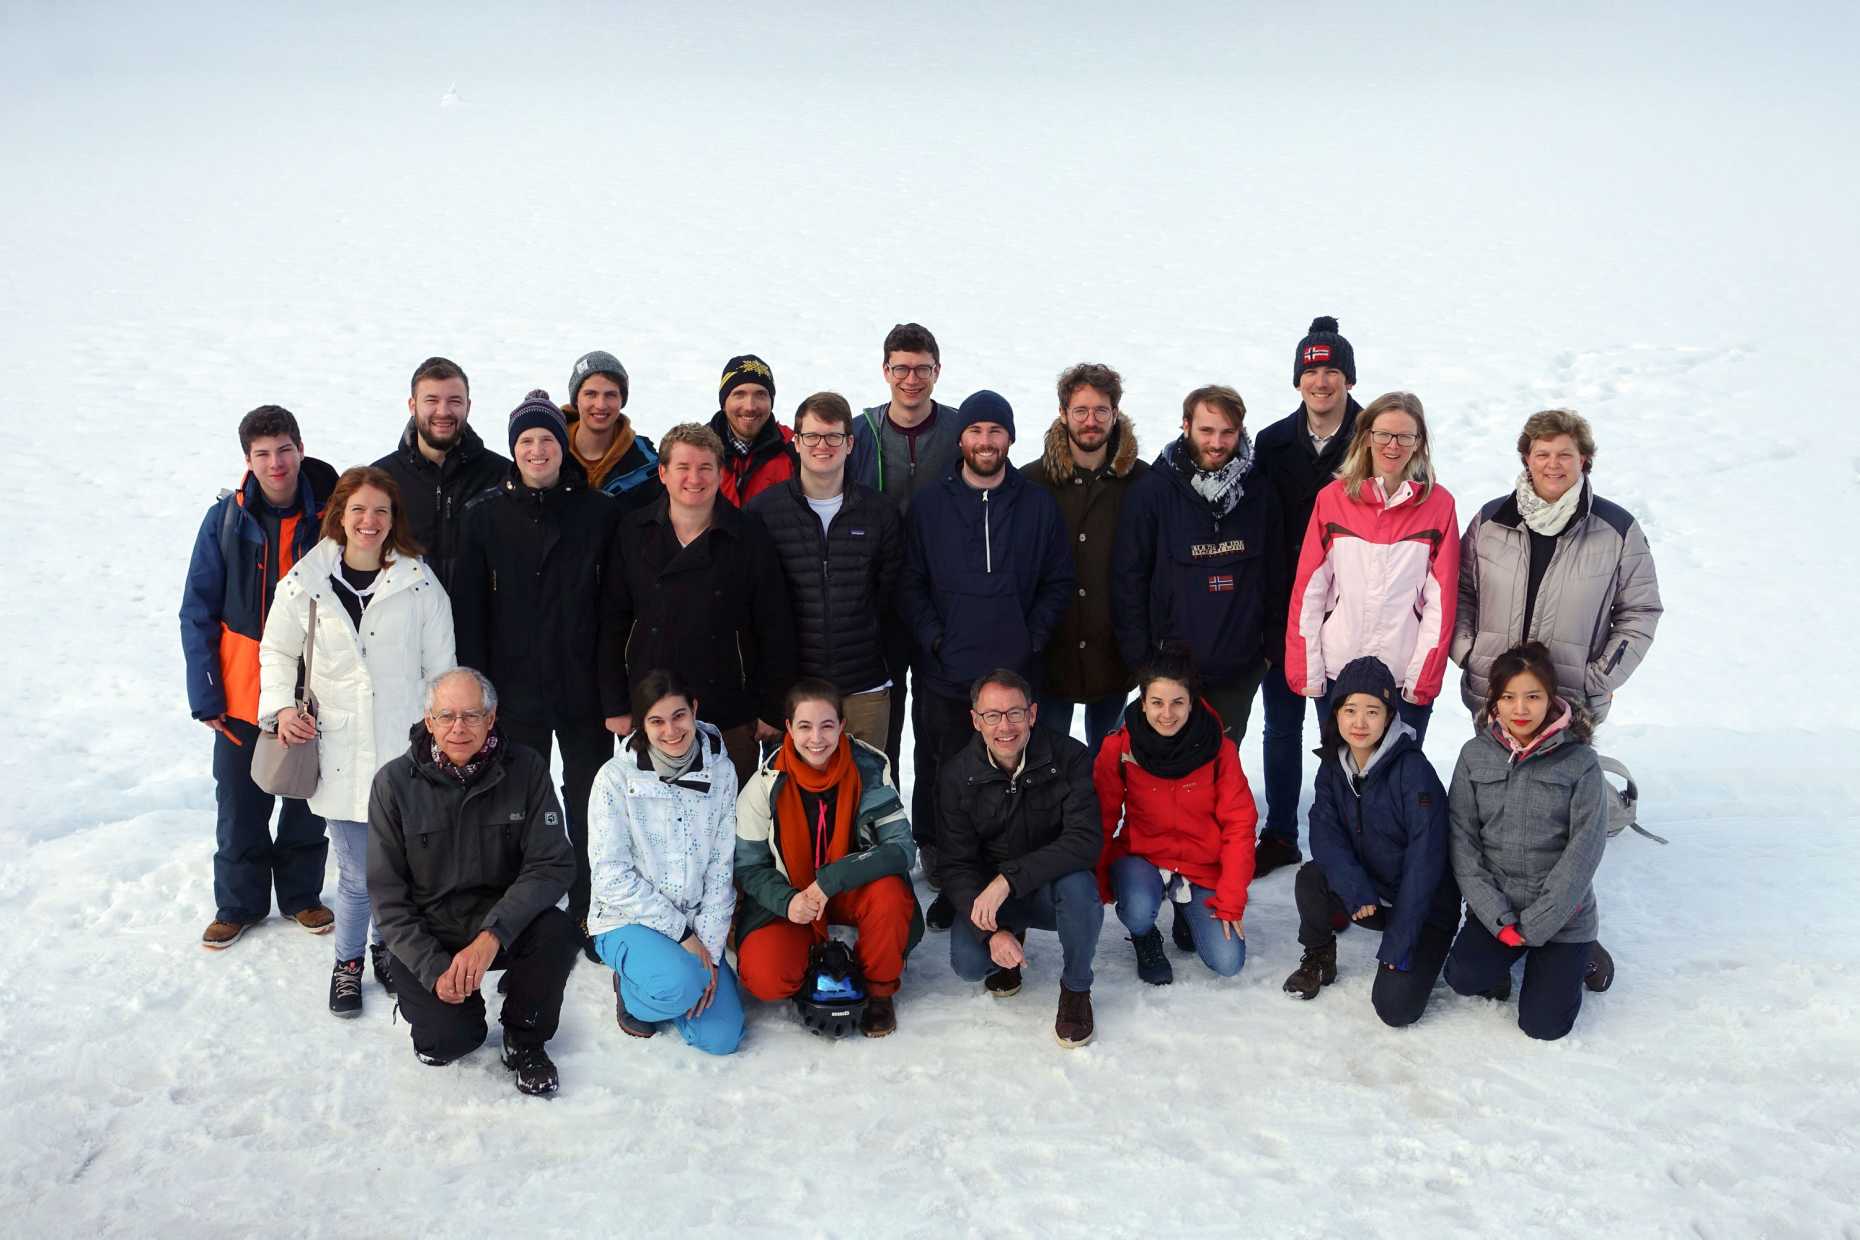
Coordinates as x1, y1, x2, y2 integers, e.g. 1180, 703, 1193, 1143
919, 845, 943, 892
370, 943, 396, 994
1253, 834, 1302, 880
613, 975, 655, 1038
579, 919, 600, 965
1169, 902, 1195, 952
1131, 928, 1173, 986
329, 956, 364, 1018
1055, 986, 1094, 1048
860, 995, 898, 1038
1283, 939, 1338, 1000
925, 892, 955, 932
292, 905, 335, 935
201, 918, 252, 950
1482, 972, 1513, 1003
501, 1037, 559, 1097
1585, 941, 1615, 993
984, 966, 1022, 998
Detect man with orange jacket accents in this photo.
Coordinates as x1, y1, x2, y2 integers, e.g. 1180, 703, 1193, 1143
180, 406, 337, 950
708, 353, 797, 506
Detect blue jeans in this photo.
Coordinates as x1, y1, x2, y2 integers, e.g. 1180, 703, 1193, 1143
1036, 690, 1128, 759
949, 869, 1103, 992
1259, 669, 1310, 842
1110, 855, 1246, 977
594, 924, 744, 1056
325, 818, 382, 962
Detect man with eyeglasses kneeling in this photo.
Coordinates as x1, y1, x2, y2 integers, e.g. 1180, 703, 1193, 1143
940, 669, 1103, 1048
367, 667, 580, 1096
748, 392, 904, 753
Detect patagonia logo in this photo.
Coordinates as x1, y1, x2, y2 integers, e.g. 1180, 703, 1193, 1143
1303, 344, 1331, 365
1191, 539, 1245, 557
507, 812, 524, 822
850, 528, 866, 536
1207, 574, 1235, 592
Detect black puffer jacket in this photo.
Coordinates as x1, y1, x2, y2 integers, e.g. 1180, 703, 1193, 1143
938, 729, 1102, 921
449, 459, 622, 727
373, 420, 510, 593
367, 726, 573, 992
597, 496, 797, 730
746, 478, 903, 695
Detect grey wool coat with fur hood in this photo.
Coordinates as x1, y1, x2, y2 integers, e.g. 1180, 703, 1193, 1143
1023, 413, 1147, 701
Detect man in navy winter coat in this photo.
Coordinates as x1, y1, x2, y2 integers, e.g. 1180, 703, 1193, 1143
1111, 384, 1284, 742
900, 390, 1075, 929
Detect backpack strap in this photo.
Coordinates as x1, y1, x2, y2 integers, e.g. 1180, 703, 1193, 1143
1596, 753, 1667, 844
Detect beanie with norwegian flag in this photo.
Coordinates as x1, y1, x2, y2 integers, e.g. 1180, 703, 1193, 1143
1293, 315, 1356, 386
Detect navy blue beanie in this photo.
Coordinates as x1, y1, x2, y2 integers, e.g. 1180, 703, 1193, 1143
1294, 315, 1357, 386
954, 389, 1016, 442
1329, 656, 1397, 716
508, 389, 569, 455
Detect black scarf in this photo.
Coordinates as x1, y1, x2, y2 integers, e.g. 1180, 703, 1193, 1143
1123, 698, 1222, 780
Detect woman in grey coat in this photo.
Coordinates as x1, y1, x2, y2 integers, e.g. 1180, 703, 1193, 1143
1444, 642, 1610, 1041
1451, 409, 1661, 725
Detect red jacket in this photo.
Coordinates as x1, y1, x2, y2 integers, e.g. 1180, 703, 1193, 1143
712, 415, 797, 508
1092, 722, 1258, 922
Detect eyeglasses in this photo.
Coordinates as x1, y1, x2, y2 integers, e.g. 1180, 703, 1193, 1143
431, 709, 491, 727
975, 708, 1029, 726
886, 364, 936, 381
1066, 405, 1114, 421
796, 431, 850, 448
1369, 430, 1420, 448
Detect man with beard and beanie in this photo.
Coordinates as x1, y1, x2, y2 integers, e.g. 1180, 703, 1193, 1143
182, 404, 338, 949
709, 353, 796, 507
368, 668, 581, 1096
1250, 316, 1363, 877
451, 390, 624, 962
900, 391, 1075, 931
1024, 362, 1147, 759
563, 349, 662, 517
374, 357, 509, 593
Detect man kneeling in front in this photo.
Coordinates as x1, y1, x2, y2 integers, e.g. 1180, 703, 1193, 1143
368, 667, 580, 1095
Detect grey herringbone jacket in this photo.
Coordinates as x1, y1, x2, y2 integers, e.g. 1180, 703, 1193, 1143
1448, 720, 1607, 945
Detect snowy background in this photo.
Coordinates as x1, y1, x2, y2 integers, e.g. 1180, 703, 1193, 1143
2, 2, 1856, 1236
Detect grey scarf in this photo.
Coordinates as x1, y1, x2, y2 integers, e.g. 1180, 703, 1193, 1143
1515, 470, 1584, 536
647, 738, 702, 783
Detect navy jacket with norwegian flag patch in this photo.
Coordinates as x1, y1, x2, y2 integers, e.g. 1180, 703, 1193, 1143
1111, 442, 1284, 689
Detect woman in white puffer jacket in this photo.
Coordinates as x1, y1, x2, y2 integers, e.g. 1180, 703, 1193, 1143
259, 466, 455, 1017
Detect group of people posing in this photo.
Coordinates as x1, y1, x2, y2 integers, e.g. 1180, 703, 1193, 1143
179, 317, 1662, 1095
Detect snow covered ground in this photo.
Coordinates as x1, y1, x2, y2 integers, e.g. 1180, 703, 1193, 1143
2, 4, 1856, 1237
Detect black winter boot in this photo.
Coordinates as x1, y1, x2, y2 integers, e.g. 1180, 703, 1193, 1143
1131, 928, 1174, 986
1283, 939, 1337, 1000
501, 1036, 560, 1097
925, 892, 955, 932
1254, 833, 1303, 880
370, 943, 395, 995
1170, 903, 1195, 952
1585, 942, 1615, 993
329, 956, 364, 1018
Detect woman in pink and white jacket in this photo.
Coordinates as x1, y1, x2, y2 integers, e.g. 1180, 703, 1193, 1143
1284, 391, 1460, 744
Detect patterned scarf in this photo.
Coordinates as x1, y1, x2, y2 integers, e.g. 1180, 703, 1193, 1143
431, 730, 500, 785
1171, 434, 1252, 518
1514, 470, 1584, 536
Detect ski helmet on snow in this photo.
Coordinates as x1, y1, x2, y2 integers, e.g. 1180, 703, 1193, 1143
792, 939, 867, 1039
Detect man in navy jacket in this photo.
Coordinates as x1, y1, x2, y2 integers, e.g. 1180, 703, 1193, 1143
900, 390, 1074, 928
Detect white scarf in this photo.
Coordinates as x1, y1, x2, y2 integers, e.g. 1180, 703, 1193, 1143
1514, 470, 1584, 536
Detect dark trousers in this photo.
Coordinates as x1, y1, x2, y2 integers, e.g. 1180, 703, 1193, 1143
389, 907, 581, 1062
1204, 658, 1267, 744
211, 717, 327, 924
910, 687, 978, 864
881, 625, 913, 789
1294, 862, 1452, 1028
500, 718, 613, 926
1444, 916, 1592, 1041
949, 870, 1103, 993
1259, 666, 1310, 843
1034, 689, 1127, 761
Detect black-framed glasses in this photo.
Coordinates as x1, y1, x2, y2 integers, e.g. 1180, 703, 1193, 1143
886, 364, 936, 381
796, 431, 850, 448
1369, 430, 1420, 447
975, 708, 1029, 726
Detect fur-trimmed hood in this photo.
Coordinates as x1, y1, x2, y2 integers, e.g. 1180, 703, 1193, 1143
1040, 412, 1140, 481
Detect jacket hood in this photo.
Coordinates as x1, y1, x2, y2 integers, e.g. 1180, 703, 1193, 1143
288, 536, 434, 600
406, 719, 511, 780
237, 455, 340, 512
395, 417, 490, 465
1039, 412, 1140, 481
1334, 715, 1417, 778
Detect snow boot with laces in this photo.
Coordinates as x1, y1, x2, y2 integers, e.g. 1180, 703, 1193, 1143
1283, 938, 1338, 1000
501, 1036, 560, 1096
1585, 941, 1615, 993
329, 956, 364, 1018
370, 943, 396, 995
1131, 927, 1174, 986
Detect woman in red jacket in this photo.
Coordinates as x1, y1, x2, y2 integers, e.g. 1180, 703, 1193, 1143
1284, 391, 1460, 744
1093, 652, 1256, 985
